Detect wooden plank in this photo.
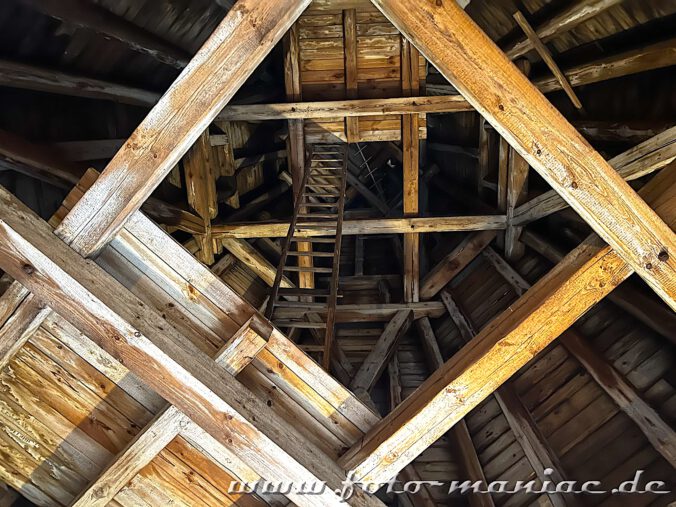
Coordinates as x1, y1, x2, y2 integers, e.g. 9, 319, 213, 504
504, 0, 622, 60
271, 302, 445, 322
534, 38, 676, 94
0, 59, 160, 107
485, 247, 676, 468
420, 230, 497, 300
415, 317, 495, 507
514, 128, 676, 225
440, 290, 570, 507
350, 310, 412, 394
370, 0, 675, 310
344, 9, 360, 141
512, 11, 582, 109
56, 0, 312, 258
71, 407, 184, 507
504, 148, 529, 261
217, 95, 472, 120
213, 215, 506, 238
338, 164, 675, 485
221, 238, 294, 289
19, 0, 190, 68
0, 188, 383, 507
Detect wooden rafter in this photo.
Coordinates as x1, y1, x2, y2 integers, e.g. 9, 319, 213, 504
338, 164, 675, 485
55, 0, 312, 259
484, 247, 676, 468
370, 0, 675, 310
217, 95, 473, 121
213, 215, 506, 239
19, 0, 190, 68
0, 186, 382, 507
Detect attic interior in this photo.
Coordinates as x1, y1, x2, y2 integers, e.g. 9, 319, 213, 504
0, 0, 674, 506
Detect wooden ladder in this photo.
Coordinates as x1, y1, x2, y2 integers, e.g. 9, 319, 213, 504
266, 143, 348, 370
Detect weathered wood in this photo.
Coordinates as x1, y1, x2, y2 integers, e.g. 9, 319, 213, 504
222, 238, 294, 289
504, 148, 529, 261
420, 231, 497, 300
415, 317, 495, 507
338, 164, 675, 485
0, 187, 382, 507
272, 302, 445, 322
56, 0, 312, 258
371, 0, 675, 309
440, 290, 571, 507
19, 0, 190, 68
0, 293, 50, 372
0, 59, 160, 107
534, 38, 676, 94
71, 407, 185, 507
350, 311, 412, 394
218, 95, 472, 121
512, 11, 582, 109
514, 128, 676, 225
504, 0, 622, 60
486, 246, 676, 468
520, 231, 676, 345
214, 215, 506, 239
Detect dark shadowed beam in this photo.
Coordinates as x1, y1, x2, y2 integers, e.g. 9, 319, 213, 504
19, 0, 191, 68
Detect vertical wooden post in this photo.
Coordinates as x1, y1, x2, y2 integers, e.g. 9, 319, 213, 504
344, 9, 359, 142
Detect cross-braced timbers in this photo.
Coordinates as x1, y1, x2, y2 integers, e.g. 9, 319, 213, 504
367, 0, 675, 311
338, 163, 675, 486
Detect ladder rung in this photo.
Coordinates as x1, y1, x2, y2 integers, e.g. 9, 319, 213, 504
278, 288, 331, 297
287, 251, 335, 257
274, 321, 327, 329
298, 213, 338, 219
274, 301, 327, 309
290, 237, 336, 243
302, 202, 337, 208
283, 266, 334, 273
303, 193, 340, 198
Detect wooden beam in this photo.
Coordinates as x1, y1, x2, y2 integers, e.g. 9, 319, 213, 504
512, 11, 582, 109
504, 148, 529, 260
217, 95, 472, 121
350, 311, 413, 394
221, 238, 294, 289
514, 127, 676, 226
519, 232, 676, 345
344, 8, 359, 142
504, 0, 622, 60
56, 0, 312, 258
213, 215, 506, 239
71, 406, 185, 507
271, 302, 445, 323
19, 0, 190, 68
440, 290, 571, 507
420, 230, 497, 300
338, 164, 675, 485
370, 0, 675, 309
415, 317, 495, 507
0, 59, 161, 107
0, 187, 382, 507
485, 247, 676, 468
534, 38, 676, 94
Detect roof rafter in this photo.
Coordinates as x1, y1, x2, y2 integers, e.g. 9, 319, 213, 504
370, 0, 675, 310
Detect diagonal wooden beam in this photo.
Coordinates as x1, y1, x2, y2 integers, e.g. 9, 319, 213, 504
56, 0, 312, 258
420, 230, 497, 300
440, 290, 572, 507
73, 315, 270, 506
484, 247, 676, 468
19, 0, 190, 68
369, 0, 675, 310
338, 162, 675, 486
514, 129, 676, 225
504, 0, 622, 60
0, 188, 382, 507
350, 311, 413, 397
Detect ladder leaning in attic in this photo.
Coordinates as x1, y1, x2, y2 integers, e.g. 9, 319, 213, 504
266, 143, 348, 370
